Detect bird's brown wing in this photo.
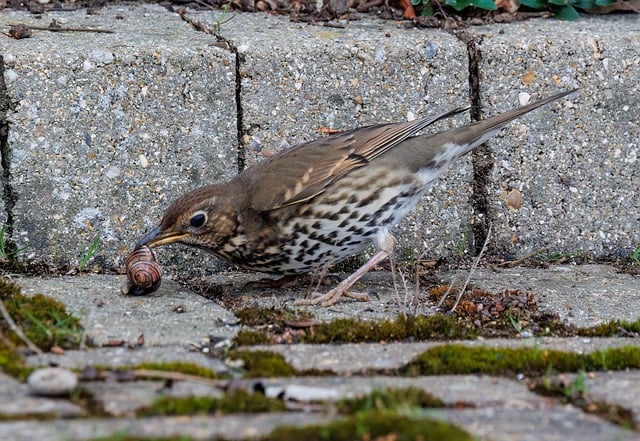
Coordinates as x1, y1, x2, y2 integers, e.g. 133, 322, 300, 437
244, 107, 469, 211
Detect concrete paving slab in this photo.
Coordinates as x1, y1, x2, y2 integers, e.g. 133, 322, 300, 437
472, 16, 640, 259
0, 4, 237, 270
265, 337, 640, 374
14, 274, 238, 347
464, 264, 640, 327
25, 346, 230, 374
430, 407, 637, 441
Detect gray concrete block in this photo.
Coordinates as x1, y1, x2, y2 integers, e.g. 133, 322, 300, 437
0, 5, 237, 268
192, 11, 475, 260
472, 16, 639, 259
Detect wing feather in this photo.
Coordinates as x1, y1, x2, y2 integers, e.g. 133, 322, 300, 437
243, 106, 469, 211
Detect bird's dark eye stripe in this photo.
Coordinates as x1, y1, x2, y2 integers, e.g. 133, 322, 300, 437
190, 213, 207, 228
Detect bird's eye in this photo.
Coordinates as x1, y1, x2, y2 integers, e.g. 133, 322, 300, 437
189, 212, 207, 228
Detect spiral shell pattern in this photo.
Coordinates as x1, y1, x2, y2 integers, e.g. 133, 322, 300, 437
123, 246, 162, 296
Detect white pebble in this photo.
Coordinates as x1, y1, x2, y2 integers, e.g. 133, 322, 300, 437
5, 69, 17, 82
139, 154, 149, 168
105, 165, 121, 179
27, 368, 78, 396
518, 92, 531, 106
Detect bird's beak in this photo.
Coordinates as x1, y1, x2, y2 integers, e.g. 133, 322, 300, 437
136, 226, 190, 248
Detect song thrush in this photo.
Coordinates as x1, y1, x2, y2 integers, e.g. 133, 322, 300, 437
137, 89, 577, 306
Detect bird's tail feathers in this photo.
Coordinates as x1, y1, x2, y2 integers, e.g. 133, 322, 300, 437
454, 88, 578, 157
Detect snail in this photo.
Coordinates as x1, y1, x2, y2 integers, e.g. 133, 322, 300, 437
122, 245, 162, 296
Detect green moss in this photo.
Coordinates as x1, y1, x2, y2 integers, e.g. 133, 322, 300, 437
303, 314, 475, 344
137, 389, 285, 417
578, 319, 640, 337
264, 411, 472, 441
233, 329, 272, 346
228, 349, 295, 378
0, 278, 82, 351
402, 344, 640, 376
0, 412, 57, 421
235, 306, 288, 326
0, 341, 33, 380
131, 362, 220, 379
336, 387, 445, 414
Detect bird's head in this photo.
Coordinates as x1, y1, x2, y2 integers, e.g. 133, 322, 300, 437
136, 184, 239, 252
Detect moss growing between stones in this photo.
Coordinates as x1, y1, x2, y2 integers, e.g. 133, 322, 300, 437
402, 344, 640, 376
336, 387, 445, 414
228, 349, 296, 378
0, 278, 82, 351
233, 329, 272, 346
264, 411, 472, 441
578, 319, 640, 337
137, 389, 285, 417
0, 341, 33, 380
303, 314, 475, 344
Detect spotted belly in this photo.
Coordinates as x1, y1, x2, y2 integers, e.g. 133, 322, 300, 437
260, 169, 431, 275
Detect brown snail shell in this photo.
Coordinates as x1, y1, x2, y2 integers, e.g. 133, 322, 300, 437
122, 246, 162, 296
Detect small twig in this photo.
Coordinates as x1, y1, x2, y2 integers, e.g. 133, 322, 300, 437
499, 247, 548, 268
448, 223, 493, 314
93, 369, 224, 388
0, 298, 44, 354
436, 275, 457, 309
8, 23, 114, 33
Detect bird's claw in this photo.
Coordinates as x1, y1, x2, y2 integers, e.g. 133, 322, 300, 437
294, 287, 370, 307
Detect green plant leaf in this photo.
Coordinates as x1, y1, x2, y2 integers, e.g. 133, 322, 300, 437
572, 0, 596, 9
548, 0, 567, 5
446, 0, 473, 11
420, 4, 435, 15
555, 4, 581, 19
519, 0, 547, 8
595, 0, 615, 5
411, 0, 422, 5
472, 0, 497, 9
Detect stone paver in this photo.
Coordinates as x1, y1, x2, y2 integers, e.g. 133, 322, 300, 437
0, 4, 237, 271
14, 274, 238, 347
472, 16, 640, 258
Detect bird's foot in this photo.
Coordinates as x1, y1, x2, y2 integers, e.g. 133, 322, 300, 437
294, 282, 370, 307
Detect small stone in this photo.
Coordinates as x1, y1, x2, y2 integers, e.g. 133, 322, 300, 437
518, 92, 531, 106
28, 367, 78, 396
424, 41, 438, 60
505, 188, 523, 211
139, 154, 149, 168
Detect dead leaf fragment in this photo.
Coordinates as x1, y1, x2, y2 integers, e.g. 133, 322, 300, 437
521, 70, 536, 86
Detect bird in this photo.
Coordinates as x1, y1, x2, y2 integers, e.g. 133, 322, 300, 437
136, 89, 577, 306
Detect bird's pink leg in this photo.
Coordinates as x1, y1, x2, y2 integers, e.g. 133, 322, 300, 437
294, 249, 389, 307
